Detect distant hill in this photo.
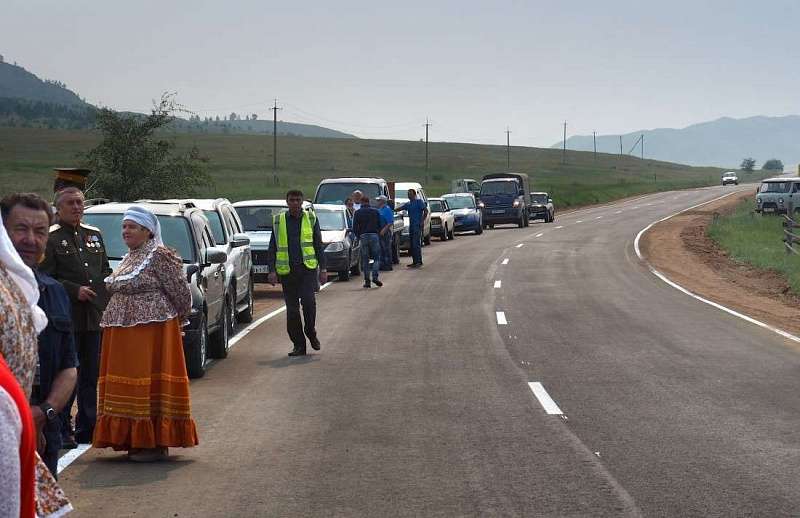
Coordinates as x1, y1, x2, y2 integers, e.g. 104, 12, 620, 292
168, 118, 356, 138
0, 60, 87, 107
554, 115, 800, 168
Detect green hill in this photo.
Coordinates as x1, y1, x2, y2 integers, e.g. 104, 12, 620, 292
1, 127, 764, 207
0, 61, 87, 107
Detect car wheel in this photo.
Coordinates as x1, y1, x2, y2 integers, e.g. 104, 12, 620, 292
238, 279, 254, 323
476, 223, 483, 235
187, 313, 207, 379
209, 302, 230, 359
424, 231, 432, 246
227, 292, 236, 336
489, 224, 494, 229
440, 227, 448, 241
518, 214, 525, 228
448, 227, 455, 240
392, 234, 400, 264
350, 251, 361, 275
338, 267, 351, 281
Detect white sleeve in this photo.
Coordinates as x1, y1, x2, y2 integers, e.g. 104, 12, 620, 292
0, 386, 22, 518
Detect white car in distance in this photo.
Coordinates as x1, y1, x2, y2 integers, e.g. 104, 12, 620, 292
428, 197, 455, 241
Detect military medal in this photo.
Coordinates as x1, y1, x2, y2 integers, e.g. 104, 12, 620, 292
61, 240, 68, 247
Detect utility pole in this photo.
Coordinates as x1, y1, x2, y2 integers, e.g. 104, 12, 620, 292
505, 127, 511, 170
619, 135, 623, 156
641, 133, 644, 160
270, 99, 282, 185
593, 131, 597, 160
562, 121, 567, 164
424, 118, 432, 185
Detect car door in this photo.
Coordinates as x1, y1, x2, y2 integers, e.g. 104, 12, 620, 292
224, 205, 251, 301
193, 213, 225, 325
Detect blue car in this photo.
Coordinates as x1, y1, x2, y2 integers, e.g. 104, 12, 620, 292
442, 193, 483, 235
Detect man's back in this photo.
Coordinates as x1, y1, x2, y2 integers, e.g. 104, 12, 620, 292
353, 206, 381, 236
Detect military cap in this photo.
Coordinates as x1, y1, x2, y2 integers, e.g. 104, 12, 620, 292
53, 168, 90, 193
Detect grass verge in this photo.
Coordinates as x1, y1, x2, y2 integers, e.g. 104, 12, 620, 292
708, 198, 800, 293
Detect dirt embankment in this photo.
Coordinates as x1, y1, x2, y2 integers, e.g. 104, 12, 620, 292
639, 192, 800, 339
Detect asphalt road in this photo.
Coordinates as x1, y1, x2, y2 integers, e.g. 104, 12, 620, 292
58, 185, 800, 517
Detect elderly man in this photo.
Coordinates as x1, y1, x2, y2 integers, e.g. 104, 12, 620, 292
375, 196, 394, 271
41, 187, 111, 444
1, 193, 78, 477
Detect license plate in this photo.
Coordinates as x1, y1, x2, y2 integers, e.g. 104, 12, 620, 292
492, 209, 505, 214
764, 208, 775, 213
253, 265, 270, 274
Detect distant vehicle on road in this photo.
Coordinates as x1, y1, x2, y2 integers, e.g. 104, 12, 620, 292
314, 177, 402, 264
84, 200, 228, 378
479, 172, 531, 228
428, 197, 455, 240
722, 172, 739, 186
395, 181, 433, 248
442, 193, 483, 234
450, 178, 481, 199
756, 177, 800, 214
528, 192, 555, 223
233, 199, 311, 283
314, 204, 362, 281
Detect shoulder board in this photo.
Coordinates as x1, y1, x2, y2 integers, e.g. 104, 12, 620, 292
80, 223, 101, 232
49, 224, 61, 232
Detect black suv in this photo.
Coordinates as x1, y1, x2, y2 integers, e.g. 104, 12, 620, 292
83, 200, 229, 378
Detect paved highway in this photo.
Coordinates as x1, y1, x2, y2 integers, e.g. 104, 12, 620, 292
58, 185, 800, 517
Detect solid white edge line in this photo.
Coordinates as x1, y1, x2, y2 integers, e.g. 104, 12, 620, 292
528, 382, 563, 415
496, 311, 508, 325
634, 191, 800, 345
516, 243, 525, 248
58, 279, 336, 475
494, 280, 502, 288
501, 258, 509, 265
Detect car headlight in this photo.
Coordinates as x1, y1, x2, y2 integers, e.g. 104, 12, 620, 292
779, 198, 784, 204
757, 197, 762, 204
478, 202, 485, 208
324, 242, 345, 253
513, 200, 521, 207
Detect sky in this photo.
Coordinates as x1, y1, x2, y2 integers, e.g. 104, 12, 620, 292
3, 0, 799, 146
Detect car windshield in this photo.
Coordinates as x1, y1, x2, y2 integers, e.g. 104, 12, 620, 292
531, 194, 549, 204
203, 210, 226, 244
428, 200, 445, 212
234, 205, 287, 231
442, 196, 475, 209
315, 183, 382, 204
82, 213, 195, 262
759, 182, 791, 193
723, 173, 737, 178
481, 180, 518, 195
315, 209, 346, 231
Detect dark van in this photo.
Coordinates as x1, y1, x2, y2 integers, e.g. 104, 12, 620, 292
479, 172, 531, 228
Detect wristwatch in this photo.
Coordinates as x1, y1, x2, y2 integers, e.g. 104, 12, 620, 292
39, 402, 57, 422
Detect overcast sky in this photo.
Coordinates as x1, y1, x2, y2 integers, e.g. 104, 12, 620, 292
3, 0, 798, 145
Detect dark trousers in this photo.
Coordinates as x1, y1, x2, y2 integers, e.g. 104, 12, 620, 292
379, 232, 393, 269
72, 330, 101, 442
410, 226, 423, 265
31, 387, 62, 478
280, 267, 318, 352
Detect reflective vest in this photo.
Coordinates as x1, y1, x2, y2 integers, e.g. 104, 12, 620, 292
274, 210, 318, 275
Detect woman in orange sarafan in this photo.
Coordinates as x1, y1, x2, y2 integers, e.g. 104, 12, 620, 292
93, 206, 198, 461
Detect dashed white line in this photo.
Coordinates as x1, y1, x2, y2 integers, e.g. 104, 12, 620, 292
516, 243, 525, 248
576, 220, 583, 224
501, 258, 509, 265
595, 216, 603, 220
528, 382, 563, 415
535, 232, 544, 238
494, 280, 502, 288
57, 444, 91, 474
555, 225, 563, 229
615, 211, 622, 214
496, 311, 508, 325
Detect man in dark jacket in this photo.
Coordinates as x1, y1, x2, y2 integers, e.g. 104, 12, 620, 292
352, 196, 383, 289
2, 193, 78, 477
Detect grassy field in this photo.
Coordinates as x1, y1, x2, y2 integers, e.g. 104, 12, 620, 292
708, 198, 800, 293
0, 126, 768, 206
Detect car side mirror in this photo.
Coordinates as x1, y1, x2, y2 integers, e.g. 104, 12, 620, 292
548, 199, 553, 203
186, 264, 199, 283
231, 233, 250, 248
205, 249, 227, 265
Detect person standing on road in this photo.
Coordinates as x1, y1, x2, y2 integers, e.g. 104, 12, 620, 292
93, 206, 198, 462
2, 194, 78, 478
395, 189, 428, 268
41, 187, 111, 445
352, 196, 383, 288
267, 190, 328, 357
375, 195, 394, 271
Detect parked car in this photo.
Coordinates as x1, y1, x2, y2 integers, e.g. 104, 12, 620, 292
232, 199, 311, 283
190, 199, 254, 331
314, 204, 362, 281
394, 181, 432, 249
756, 177, 800, 214
442, 193, 483, 234
479, 172, 531, 228
84, 200, 228, 378
450, 178, 482, 199
314, 177, 403, 264
428, 198, 455, 240
722, 171, 739, 186
528, 192, 555, 223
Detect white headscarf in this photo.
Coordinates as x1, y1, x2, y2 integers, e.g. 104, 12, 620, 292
123, 206, 162, 245
0, 211, 48, 333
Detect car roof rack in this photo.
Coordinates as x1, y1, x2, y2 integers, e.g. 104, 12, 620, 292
136, 199, 197, 210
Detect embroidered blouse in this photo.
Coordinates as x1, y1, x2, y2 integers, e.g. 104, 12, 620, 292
0, 263, 38, 396
101, 240, 192, 328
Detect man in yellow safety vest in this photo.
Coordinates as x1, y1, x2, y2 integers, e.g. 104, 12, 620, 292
267, 190, 327, 356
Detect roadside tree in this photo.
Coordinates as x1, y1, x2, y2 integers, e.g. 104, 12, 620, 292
83, 93, 211, 201
762, 159, 784, 172
740, 158, 756, 172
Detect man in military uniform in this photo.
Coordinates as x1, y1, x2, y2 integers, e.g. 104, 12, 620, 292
41, 186, 111, 444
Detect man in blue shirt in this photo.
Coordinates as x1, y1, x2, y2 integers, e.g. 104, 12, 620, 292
352, 196, 383, 288
395, 189, 428, 267
376, 196, 394, 271
2, 193, 78, 478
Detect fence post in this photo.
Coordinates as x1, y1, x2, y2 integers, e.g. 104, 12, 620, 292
785, 200, 796, 255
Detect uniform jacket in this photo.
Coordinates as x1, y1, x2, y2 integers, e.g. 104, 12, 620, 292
41, 221, 112, 332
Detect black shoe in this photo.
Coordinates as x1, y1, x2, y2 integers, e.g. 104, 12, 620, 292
310, 336, 321, 350
363, 281, 371, 288
75, 430, 93, 444
61, 436, 78, 450
373, 279, 383, 287
288, 349, 306, 357
406, 263, 420, 268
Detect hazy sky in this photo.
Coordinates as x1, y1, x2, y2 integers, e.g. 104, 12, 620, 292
4, 0, 799, 145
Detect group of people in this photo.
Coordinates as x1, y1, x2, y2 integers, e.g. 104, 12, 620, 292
1, 180, 199, 516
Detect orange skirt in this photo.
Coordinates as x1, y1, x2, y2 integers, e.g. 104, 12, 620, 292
93, 318, 199, 450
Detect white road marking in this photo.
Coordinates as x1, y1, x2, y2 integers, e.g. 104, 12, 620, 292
595, 216, 603, 220
57, 444, 91, 474
634, 192, 800, 345
615, 211, 623, 214
516, 243, 525, 248
576, 220, 583, 224
528, 382, 563, 415
535, 232, 544, 238
494, 280, 502, 288
555, 225, 563, 229
496, 311, 508, 325
501, 258, 509, 265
